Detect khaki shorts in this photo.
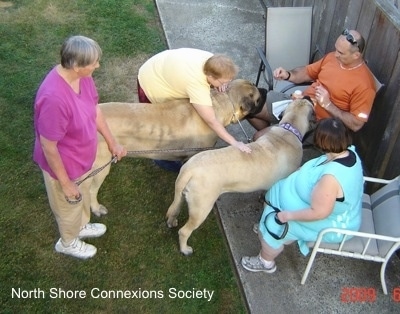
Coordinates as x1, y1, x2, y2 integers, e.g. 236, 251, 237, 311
266, 91, 291, 124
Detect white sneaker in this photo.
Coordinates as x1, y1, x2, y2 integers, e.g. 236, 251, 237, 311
78, 223, 107, 239
241, 255, 276, 273
55, 238, 97, 259
253, 223, 259, 234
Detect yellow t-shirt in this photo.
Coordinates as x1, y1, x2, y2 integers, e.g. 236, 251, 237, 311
138, 48, 213, 106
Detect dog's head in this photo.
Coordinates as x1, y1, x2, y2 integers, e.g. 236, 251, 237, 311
226, 79, 267, 121
280, 98, 316, 135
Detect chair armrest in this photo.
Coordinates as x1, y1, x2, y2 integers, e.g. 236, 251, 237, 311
256, 46, 274, 91
280, 82, 312, 94
313, 227, 400, 257
256, 46, 315, 94
316, 227, 400, 243
363, 176, 398, 185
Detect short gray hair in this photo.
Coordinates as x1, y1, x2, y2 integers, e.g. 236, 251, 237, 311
60, 35, 102, 69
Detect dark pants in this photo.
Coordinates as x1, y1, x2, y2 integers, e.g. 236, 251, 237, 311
137, 79, 151, 103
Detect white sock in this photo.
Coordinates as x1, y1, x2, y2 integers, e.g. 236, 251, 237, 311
61, 238, 77, 247
61, 240, 72, 247
259, 255, 274, 268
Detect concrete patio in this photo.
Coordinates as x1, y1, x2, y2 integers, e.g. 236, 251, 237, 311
154, 1, 400, 312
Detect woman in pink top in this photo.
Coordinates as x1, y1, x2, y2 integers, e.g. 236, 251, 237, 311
33, 35, 126, 259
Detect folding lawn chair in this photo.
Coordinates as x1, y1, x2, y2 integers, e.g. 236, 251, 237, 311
301, 176, 400, 295
255, 1, 315, 93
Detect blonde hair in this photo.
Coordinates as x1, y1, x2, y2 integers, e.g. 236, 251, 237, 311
203, 54, 238, 79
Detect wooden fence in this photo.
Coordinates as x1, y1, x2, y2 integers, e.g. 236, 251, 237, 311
260, 0, 400, 180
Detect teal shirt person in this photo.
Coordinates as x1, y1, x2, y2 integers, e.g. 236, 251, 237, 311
259, 145, 364, 255
241, 117, 365, 274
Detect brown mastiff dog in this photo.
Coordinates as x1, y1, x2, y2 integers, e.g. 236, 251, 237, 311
165, 99, 315, 255
90, 79, 266, 216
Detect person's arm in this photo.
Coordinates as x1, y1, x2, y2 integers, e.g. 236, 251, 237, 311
96, 106, 127, 160
192, 103, 251, 153
320, 101, 365, 131
315, 85, 365, 132
273, 66, 313, 84
277, 174, 341, 222
39, 135, 80, 199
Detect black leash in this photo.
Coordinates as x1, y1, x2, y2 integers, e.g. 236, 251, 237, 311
263, 201, 289, 240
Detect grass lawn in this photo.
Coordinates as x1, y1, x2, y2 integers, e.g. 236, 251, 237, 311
0, 0, 246, 312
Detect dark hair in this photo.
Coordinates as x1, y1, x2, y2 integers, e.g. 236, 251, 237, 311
60, 35, 102, 69
313, 118, 352, 153
356, 35, 365, 54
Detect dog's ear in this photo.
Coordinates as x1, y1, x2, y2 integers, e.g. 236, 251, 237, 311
258, 88, 268, 105
243, 88, 267, 118
308, 106, 317, 130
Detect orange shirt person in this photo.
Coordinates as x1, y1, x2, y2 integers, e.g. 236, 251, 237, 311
248, 29, 376, 138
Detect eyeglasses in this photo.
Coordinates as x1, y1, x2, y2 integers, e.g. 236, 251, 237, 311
217, 78, 232, 86
342, 29, 360, 51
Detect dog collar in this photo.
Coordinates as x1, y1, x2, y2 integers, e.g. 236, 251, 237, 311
279, 123, 303, 142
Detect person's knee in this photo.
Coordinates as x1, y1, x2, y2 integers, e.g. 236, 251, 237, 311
248, 104, 268, 120
253, 127, 270, 141
260, 243, 284, 261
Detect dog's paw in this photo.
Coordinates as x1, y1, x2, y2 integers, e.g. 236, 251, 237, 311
180, 246, 193, 256
91, 204, 108, 217
166, 218, 178, 228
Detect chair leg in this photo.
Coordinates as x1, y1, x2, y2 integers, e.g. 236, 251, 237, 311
380, 261, 388, 295
379, 245, 400, 295
301, 248, 319, 284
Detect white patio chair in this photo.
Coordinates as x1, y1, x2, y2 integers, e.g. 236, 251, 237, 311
301, 176, 400, 295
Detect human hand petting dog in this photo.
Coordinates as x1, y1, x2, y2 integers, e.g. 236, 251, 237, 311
233, 141, 252, 153
217, 83, 230, 93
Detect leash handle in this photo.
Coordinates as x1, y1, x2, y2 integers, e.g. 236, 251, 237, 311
264, 201, 289, 240
65, 193, 82, 205
265, 201, 284, 224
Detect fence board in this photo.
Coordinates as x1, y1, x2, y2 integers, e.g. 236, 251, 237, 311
355, 11, 399, 172
369, 48, 400, 178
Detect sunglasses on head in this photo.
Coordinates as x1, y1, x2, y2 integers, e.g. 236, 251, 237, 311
342, 29, 360, 51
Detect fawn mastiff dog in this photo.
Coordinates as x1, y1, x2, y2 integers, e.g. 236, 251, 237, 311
165, 99, 315, 255
90, 79, 266, 216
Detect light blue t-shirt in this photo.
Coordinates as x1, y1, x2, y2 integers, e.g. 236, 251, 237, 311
259, 145, 364, 255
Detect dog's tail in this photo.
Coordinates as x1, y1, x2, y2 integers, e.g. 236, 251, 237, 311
165, 166, 192, 227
